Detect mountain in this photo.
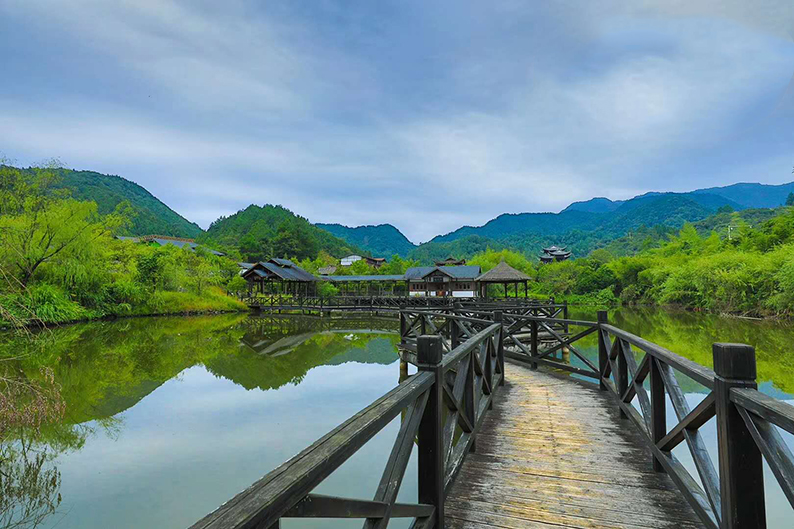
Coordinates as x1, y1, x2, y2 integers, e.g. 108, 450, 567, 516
409, 235, 505, 264
563, 181, 793, 215
50, 168, 203, 238
202, 204, 361, 262
410, 192, 745, 263
693, 182, 794, 208
431, 210, 600, 244
316, 223, 417, 257
562, 197, 623, 213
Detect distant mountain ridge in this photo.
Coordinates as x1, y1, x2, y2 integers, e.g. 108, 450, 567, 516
44, 162, 794, 263
562, 182, 793, 214
316, 223, 417, 257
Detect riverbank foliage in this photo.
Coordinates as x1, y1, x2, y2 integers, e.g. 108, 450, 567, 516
0, 164, 246, 326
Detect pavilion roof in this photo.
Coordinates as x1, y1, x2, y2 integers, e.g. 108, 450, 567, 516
475, 261, 532, 283
242, 260, 318, 282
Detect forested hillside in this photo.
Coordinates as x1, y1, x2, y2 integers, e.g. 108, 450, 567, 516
202, 204, 361, 262
47, 167, 202, 238
316, 223, 416, 257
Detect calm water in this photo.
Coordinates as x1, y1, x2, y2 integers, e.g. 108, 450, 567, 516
0, 314, 417, 529
1, 308, 793, 527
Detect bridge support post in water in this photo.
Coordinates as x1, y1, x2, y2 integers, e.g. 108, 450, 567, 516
417, 336, 445, 529
713, 343, 766, 529
597, 311, 608, 390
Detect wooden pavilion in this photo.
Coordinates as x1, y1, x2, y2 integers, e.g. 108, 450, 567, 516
242, 258, 319, 296
475, 260, 533, 298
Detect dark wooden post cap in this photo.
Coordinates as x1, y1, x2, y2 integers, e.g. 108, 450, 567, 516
418, 336, 443, 366
493, 310, 502, 322
597, 310, 608, 323
713, 343, 756, 380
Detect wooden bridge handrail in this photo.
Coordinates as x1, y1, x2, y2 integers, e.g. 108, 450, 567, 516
189, 371, 435, 529
441, 323, 502, 372
401, 306, 794, 528
600, 323, 716, 389
731, 387, 794, 435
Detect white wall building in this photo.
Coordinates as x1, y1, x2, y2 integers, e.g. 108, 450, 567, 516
340, 255, 363, 266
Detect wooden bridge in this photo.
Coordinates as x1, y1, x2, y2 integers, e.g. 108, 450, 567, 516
189, 302, 794, 529
241, 294, 568, 318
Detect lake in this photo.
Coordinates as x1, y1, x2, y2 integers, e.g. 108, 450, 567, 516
1, 308, 793, 527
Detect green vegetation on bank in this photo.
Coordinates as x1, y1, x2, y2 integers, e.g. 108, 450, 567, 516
0, 164, 246, 326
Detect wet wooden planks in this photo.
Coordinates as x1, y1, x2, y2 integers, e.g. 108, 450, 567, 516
445, 362, 704, 529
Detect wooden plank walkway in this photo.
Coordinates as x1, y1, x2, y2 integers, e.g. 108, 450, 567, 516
445, 362, 705, 529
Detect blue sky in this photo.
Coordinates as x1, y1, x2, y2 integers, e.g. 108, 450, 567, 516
1, 1, 793, 242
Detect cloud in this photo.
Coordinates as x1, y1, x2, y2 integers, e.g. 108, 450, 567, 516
0, 0, 792, 242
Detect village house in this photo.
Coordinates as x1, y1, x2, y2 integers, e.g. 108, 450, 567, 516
405, 265, 481, 298
339, 254, 387, 268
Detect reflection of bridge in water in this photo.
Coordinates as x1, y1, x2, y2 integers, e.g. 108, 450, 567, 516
239, 314, 399, 357
192, 301, 794, 529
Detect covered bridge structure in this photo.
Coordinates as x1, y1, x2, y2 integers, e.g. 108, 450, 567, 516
242, 258, 319, 296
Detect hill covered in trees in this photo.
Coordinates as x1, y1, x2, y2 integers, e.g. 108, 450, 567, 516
45, 167, 203, 238
201, 204, 362, 262
316, 223, 417, 257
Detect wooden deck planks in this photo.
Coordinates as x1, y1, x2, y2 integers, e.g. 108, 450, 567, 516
445, 362, 704, 529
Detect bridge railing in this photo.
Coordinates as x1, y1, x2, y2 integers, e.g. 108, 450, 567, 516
500, 309, 794, 529
190, 322, 504, 529
240, 293, 566, 313
401, 306, 794, 529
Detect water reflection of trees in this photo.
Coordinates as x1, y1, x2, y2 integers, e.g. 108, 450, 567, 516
0, 313, 402, 527
0, 365, 68, 529
572, 307, 794, 395
1, 435, 62, 529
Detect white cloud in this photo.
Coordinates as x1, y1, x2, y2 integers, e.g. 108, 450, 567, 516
0, 0, 792, 242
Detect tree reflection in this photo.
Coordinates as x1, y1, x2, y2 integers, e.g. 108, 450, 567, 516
0, 437, 62, 529
0, 366, 67, 529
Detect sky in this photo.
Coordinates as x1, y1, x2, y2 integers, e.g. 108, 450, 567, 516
1, 0, 793, 243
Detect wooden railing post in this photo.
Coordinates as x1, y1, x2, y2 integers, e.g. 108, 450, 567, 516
616, 339, 628, 419
713, 343, 766, 529
530, 319, 539, 370
597, 311, 608, 391
417, 336, 445, 529
563, 300, 569, 334
450, 315, 460, 350
399, 305, 407, 340
650, 356, 666, 473
493, 310, 504, 386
